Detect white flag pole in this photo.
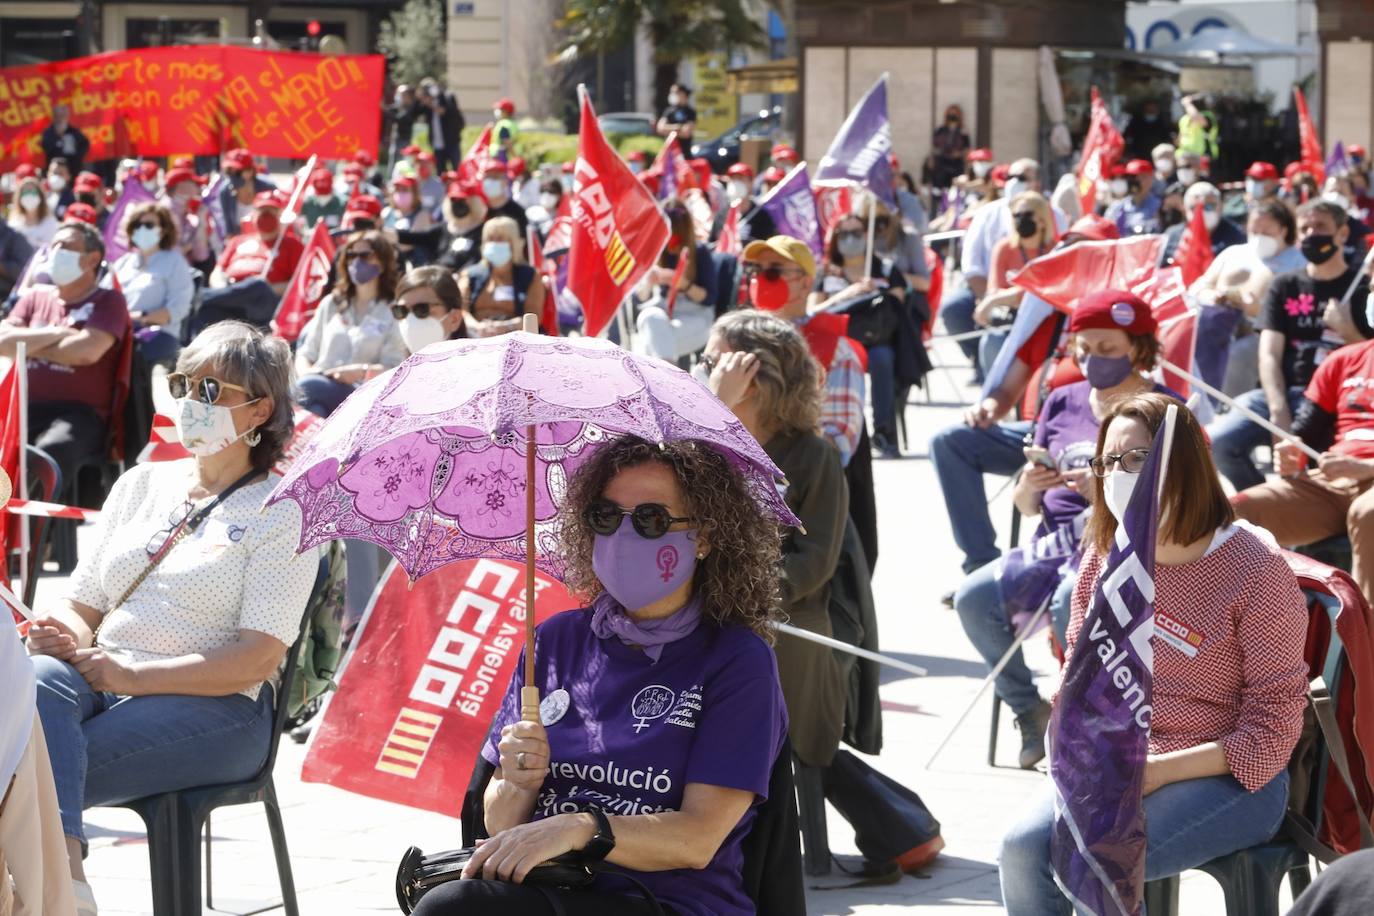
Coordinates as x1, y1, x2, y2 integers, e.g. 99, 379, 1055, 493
774, 622, 928, 677
1157, 357, 1321, 462
864, 198, 877, 281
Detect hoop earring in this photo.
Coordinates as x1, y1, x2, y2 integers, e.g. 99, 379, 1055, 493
244, 428, 262, 447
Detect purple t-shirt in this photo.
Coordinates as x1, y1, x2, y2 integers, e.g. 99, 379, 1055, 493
483, 608, 786, 916
1032, 381, 1181, 532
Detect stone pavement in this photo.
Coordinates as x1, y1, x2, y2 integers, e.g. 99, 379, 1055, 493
36, 338, 1283, 915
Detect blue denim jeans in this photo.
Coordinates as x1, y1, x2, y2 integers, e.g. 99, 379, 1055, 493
955, 560, 1076, 716
867, 343, 896, 440
929, 420, 1031, 573
297, 373, 358, 418
1206, 387, 1304, 493
939, 283, 981, 369
33, 655, 274, 851
999, 771, 1289, 916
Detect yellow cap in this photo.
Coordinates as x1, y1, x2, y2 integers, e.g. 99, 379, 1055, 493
741, 235, 816, 279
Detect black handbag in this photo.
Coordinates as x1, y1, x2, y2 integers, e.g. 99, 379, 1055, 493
832, 290, 901, 349
395, 846, 597, 913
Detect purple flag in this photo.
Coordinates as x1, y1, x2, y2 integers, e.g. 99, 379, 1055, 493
103, 179, 156, 262
1327, 140, 1351, 179
997, 511, 1088, 635
815, 73, 896, 209
659, 141, 679, 202
1049, 404, 1178, 916
755, 162, 823, 260
201, 173, 230, 252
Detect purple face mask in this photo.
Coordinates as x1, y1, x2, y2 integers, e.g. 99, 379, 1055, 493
591, 524, 699, 613
1080, 353, 1134, 389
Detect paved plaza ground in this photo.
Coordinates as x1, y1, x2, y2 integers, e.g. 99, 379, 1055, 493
35, 339, 1291, 914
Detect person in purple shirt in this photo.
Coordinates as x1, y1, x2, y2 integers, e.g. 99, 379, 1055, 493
412, 436, 787, 916
953, 290, 1182, 769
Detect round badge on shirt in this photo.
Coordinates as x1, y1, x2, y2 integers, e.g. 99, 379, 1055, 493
541, 687, 570, 726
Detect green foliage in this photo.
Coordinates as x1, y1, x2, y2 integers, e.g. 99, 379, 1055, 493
377, 0, 447, 89
451, 126, 662, 172
560, 0, 766, 65
616, 135, 665, 158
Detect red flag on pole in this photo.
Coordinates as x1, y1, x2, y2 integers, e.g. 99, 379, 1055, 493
566, 86, 670, 337
1011, 235, 1165, 312
272, 220, 337, 343
0, 364, 21, 590
1294, 87, 1326, 185
456, 124, 495, 185
716, 203, 741, 256
1074, 88, 1125, 218
1171, 204, 1215, 287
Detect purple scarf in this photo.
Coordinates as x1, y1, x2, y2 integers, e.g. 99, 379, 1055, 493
589, 591, 703, 663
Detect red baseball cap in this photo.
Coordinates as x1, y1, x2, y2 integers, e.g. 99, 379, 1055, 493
393, 175, 418, 190
1284, 161, 1305, 181
222, 148, 255, 172
138, 160, 160, 181
252, 189, 286, 210
73, 171, 102, 193
1123, 159, 1153, 177
416, 150, 436, 164
761, 166, 786, 185
1062, 214, 1120, 243
400, 144, 422, 157
171, 155, 195, 171
1351, 145, 1368, 160
446, 180, 478, 200
480, 161, 507, 178
13, 163, 38, 180
770, 143, 799, 163
627, 150, 649, 164
1108, 163, 1128, 179
344, 194, 382, 224
354, 149, 375, 167
726, 163, 755, 179
164, 167, 205, 189
310, 168, 334, 192
968, 148, 994, 163
507, 156, 527, 177
62, 202, 98, 225
1070, 289, 1157, 336
561, 161, 575, 174
990, 163, 1011, 187
493, 98, 515, 115
1246, 161, 1279, 181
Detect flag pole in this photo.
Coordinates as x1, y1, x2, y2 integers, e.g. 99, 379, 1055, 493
1338, 243, 1374, 307
1157, 357, 1321, 462
864, 196, 877, 281
775, 623, 927, 676
16, 343, 28, 602
520, 313, 542, 723
258, 153, 318, 281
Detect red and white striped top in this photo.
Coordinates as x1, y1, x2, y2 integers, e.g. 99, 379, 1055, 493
1067, 525, 1309, 792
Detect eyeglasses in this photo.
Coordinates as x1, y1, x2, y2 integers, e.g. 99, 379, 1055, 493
132, 220, 159, 230
392, 300, 444, 320
583, 499, 695, 539
146, 500, 194, 556
167, 373, 252, 405
741, 262, 803, 282
835, 229, 864, 242
1089, 447, 1151, 478
345, 250, 376, 262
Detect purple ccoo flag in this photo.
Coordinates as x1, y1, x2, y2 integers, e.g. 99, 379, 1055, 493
1049, 402, 1179, 916
1326, 140, 1351, 179
815, 73, 896, 209
755, 162, 824, 260
103, 176, 157, 262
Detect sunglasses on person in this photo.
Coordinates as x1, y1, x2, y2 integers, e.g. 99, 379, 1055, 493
392, 299, 444, 320
583, 499, 695, 539
131, 220, 159, 231
1089, 447, 1151, 477
741, 262, 803, 282
166, 372, 252, 405
345, 249, 377, 262
835, 229, 865, 242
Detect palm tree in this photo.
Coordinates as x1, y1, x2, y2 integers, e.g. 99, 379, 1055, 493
561, 0, 767, 112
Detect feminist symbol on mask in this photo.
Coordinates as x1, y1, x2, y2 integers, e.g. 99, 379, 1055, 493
631, 685, 676, 733
655, 545, 679, 583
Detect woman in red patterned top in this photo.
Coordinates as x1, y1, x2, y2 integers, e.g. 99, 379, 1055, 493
999, 392, 1309, 915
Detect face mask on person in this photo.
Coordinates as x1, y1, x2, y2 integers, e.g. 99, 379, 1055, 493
254, 211, 280, 236
628, 162, 644, 175
1004, 178, 1029, 200
749, 274, 790, 311
483, 178, 508, 201
560, 174, 575, 192
348, 258, 381, 285
972, 162, 992, 179
539, 193, 559, 212
1103, 468, 1138, 525
592, 523, 699, 612
1109, 179, 1128, 197
142, 179, 161, 194
393, 190, 415, 210
492, 109, 504, 121
1013, 212, 1038, 239
400, 314, 448, 352
173, 396, 260, 457
1154, 159, 1174, 177
1246, 179, 1267, 199
19, 192, 40, 213
1301, 233, 1340, 265
47, 175, 66, 192
1080, 353, 1134, 389
1160, 207, 1184, 228
132, 225, 161, 252
836, 233, 866, 258
483, 240, 512, 267
727, 180, 750, 203
669, 93, 684, 107
49, 247, 84, 285
1251, 233, 1282, 261
1177, 167, 1197, 186
1202, 207, 1220, 231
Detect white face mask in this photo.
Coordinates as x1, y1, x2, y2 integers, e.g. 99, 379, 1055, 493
1110, 178, 1129, 197
1246, 178, 1267, 199
1004, 178, 1029, 201
401, 314, 447, 352
1154, 159, 1174, 177
1177, 168, 1197, 186
132, 225, 161, 252
173, 396, 258, 457
49, 247, 84, 286
1103, 468, 1138, 525
1251, 233, 1281, 261
19, 192, 40, 213
1202, 210, 1220, 231
483, 240, 512, 267
669, 93, 683, 107
972, 162, 992, 179
47, 175, 66, 192
539, 193, 559, 212
483, 178, 507, 201
727, 180, 749, 203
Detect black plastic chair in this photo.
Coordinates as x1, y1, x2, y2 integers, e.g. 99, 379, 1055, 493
460, 736, 806, 914
112, 554, 330, 916
11, 445, 61, 608
987, 502, 1023, 767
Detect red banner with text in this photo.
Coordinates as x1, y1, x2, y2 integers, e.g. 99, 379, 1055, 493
301, 558, 574, 816
0, 47, 384, 170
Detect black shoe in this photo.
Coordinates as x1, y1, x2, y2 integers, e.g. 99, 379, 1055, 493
1014, 699, 1053, 769
872, 431, 900, 459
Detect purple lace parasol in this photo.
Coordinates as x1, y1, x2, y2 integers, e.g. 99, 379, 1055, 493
267, 332, 799, 581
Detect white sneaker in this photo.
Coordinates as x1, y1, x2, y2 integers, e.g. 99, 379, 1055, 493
73, 879, 98, 916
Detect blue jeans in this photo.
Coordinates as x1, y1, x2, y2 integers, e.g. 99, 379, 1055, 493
867, 343, 896, 440
134, 328, 181, 368
297, 373, 358, 417
939, 283, 981, 369
1206, 387, 1304, 492
930, 420, 1031, 573
33, 655, 274, 851
955, 559, 1076, 716
999, 771, 1289, 916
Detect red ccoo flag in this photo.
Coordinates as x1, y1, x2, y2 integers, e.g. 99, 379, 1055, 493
0, 364, 21, 588
566, 86, 670, 337
273, 220, 337, 344
1294, 87, 1325, 186
1011, 235, 1165, 313
716, 203, 741, 256
456, 124, 495, 186
1171, 203, 1214, 287
1075, 88, 1125, 218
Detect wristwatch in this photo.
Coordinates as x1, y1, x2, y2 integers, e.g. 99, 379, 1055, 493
580, 807, 616, 862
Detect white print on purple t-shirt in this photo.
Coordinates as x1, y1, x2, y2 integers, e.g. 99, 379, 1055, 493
539, 759, 676, 816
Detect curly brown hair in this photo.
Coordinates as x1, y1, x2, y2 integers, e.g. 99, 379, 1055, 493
711, 310, 823, 438
333, 229, 400, 303
557, 437, 783, 641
